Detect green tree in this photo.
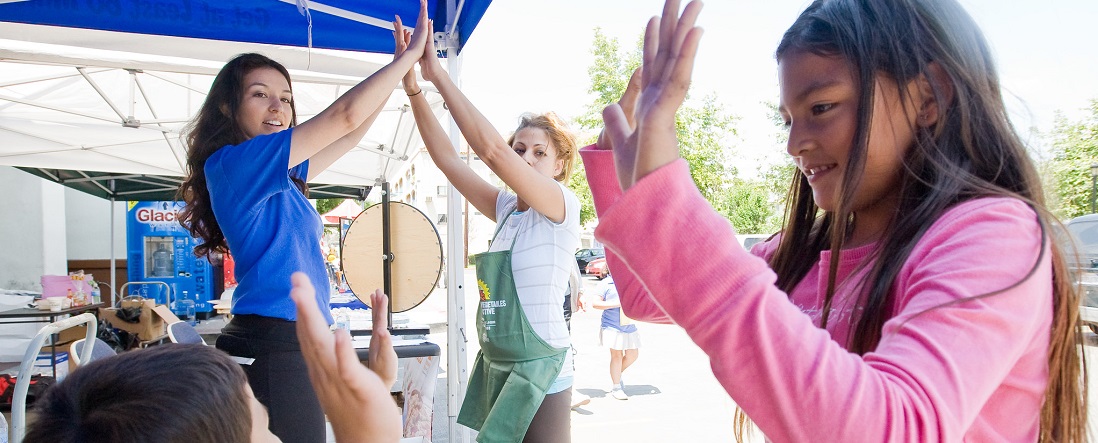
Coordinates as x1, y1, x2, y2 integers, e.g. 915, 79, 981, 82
315, 198, 344, 215
569, 28, 738, 226
717, 101, 795, 235
1046, 100, 1098, 219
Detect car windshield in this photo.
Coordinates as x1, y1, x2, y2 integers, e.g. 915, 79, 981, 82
1068, 220, 1098, 255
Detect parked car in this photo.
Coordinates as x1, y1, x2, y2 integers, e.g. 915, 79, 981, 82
1065, 214, 1098, 333
575, 248, 605, 274
736, 234, 771, 251
585, 257, 608, 279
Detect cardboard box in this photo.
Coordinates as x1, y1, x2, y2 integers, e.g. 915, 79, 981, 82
99, 298, 179, 341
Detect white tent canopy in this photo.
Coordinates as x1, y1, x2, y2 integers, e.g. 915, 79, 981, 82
0, 30, 447, 195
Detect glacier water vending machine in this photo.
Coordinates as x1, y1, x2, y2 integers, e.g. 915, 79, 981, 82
126, 201, 220, 319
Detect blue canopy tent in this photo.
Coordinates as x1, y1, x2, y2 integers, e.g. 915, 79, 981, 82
0, 0, 489, 57
0, 1, 487, 440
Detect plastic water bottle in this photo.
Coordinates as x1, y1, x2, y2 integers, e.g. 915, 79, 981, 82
335, 312, 350, 333
90, 282, 101, 304
152, 243, 173, 277
182, 291, 196, 326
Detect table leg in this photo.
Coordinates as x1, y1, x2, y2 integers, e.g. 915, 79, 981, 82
49, 314, 57, 379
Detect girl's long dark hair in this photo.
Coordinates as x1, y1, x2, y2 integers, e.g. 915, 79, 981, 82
739, 0, 1087, 441
176, 53, 304, 258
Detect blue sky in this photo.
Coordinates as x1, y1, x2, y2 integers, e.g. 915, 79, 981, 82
454, 0, 1098, 173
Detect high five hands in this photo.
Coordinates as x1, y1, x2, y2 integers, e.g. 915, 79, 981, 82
394, 2, 446, 87
602, 0, 704, 192
391, 0, 431, 70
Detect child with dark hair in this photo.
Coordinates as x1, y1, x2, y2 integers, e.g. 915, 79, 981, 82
584, 0, 1088, 441
24, 273, 401, 443
24, 344, 259, 443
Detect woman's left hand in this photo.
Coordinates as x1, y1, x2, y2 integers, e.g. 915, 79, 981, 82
393, 15, 420, 95
291, 272, 401, 443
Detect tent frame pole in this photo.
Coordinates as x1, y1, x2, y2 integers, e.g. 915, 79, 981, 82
444, 2, 471, 438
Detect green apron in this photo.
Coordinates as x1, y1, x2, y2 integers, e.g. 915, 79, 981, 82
457, 211, 568, 442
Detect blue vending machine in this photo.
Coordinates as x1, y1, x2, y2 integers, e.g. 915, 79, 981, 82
126, 201, 217, 319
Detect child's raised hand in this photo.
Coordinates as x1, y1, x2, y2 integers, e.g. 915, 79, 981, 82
368, 288, 398, 389
603, 0, 703, 191
598, 67, 643, 190
290, 272, 401, 443
596, 67, 643, 151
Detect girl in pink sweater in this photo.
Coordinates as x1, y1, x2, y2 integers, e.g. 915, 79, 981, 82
583, 0, 1087, 441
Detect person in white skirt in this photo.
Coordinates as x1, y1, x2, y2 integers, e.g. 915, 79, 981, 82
591, 273, 640, 400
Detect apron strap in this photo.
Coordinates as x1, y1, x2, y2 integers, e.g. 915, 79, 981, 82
489, 209, 522, 252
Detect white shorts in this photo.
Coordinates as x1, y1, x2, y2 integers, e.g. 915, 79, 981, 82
600, 328, 641, 350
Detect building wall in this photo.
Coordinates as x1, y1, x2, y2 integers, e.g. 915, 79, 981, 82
65, 187, 127, 260
0, 167, 67, 290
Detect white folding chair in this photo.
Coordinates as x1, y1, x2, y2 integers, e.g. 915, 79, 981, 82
166, 320, 253, 365
11, 313, 98, 443
166, 321, 205, 345
68, 338, 118, 366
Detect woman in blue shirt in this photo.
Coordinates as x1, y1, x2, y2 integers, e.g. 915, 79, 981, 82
177, 3, 429, 440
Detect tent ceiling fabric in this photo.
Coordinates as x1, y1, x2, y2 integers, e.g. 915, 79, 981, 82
0, 0, 491, 56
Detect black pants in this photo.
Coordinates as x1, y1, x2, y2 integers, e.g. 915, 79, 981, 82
217, 315, 325, 443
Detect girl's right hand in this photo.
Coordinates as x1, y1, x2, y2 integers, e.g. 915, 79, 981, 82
603, 0, 703, 191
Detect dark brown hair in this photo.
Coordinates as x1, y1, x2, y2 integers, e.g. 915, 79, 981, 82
177, 53, 304, 258
740, 0, 1087, 441
24, 344, 252, 443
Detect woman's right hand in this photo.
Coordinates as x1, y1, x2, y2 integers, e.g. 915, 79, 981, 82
400, 0, 431, 64
418, 20, 447, 83
393, 16, 419, 94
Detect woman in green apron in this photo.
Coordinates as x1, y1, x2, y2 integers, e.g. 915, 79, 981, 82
395, 22, 581, 442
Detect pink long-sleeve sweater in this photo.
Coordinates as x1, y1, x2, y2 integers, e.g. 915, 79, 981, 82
580, 146, 1052, 442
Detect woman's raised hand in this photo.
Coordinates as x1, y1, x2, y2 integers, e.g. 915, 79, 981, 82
418, 20, 447, 83
393, 15, 419, 93
602, 0, 703, 191
402, 0, 431, 59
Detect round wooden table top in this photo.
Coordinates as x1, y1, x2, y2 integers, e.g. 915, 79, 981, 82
340, 202, 443, 312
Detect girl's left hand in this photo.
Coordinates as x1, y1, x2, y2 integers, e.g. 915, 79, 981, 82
291, 272, 401, 443
603, 0, 704, 191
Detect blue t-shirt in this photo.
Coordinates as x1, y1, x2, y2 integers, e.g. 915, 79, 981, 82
205, 128, 332, 323
598, 277, 637, 333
